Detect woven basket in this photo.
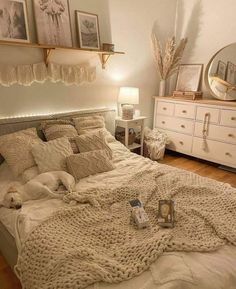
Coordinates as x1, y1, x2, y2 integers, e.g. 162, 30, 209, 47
116, 129, 136, 145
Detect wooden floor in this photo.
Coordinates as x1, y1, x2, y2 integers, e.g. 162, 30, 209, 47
0, 151, 235, 289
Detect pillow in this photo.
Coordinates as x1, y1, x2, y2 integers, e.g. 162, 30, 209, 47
74, 131, 112, 159
22, 166, 39, 183
73, 115, 115, 143
0, 128, 43, 177
66, 150, 114, 180
73, 115, 105, 135
31, 137, 73, 173
40, 120, 79, 153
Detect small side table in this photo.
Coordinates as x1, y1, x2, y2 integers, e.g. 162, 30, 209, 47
115, 116, 147, 155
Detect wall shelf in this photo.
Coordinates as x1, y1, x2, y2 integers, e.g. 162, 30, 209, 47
0, 40, 125, 69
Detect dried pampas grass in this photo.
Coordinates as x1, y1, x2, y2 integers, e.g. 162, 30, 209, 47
152, 34, 187, 80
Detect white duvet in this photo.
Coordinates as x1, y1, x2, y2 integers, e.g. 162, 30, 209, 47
1, 141, 236, 289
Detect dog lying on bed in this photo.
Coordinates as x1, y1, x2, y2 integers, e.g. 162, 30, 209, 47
1, 171, 75, 210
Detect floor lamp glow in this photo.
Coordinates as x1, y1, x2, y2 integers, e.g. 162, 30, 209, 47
118, 87, 139, 120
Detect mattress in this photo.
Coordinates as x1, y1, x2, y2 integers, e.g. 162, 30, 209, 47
1, 141, 236, 289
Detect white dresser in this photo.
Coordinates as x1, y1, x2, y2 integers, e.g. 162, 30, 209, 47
154, 97, 236, 168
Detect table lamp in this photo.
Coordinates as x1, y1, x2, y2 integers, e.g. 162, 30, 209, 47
118, 87, 139, 120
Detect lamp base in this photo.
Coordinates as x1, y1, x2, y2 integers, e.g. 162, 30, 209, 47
122, 104, 134, 120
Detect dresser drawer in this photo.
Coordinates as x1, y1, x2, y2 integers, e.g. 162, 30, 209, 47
196, 106, 220, 123
220, 109, 236, 127
194, 122, 236, 145
192, 137, 236, 168
156, 116, 194, 135
156, 101, 174, 116
175, 103, 195, 119
165, 131, 192, 153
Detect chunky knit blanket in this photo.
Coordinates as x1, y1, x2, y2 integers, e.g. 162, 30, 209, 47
17, 166, 236, 289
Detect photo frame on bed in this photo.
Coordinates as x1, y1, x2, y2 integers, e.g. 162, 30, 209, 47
0, 0, 30, 43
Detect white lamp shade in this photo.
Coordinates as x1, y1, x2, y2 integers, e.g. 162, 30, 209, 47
118, 87, 139, 104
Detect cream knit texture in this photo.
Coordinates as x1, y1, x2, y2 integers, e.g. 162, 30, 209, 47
17, 166, 236, 289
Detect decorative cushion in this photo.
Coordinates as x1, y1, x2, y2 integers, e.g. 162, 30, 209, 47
74, 131, 112, 159
31, 137, 73, 173
22, 166, 39, 183
73, 115, 115, 143
40, 120, 79, 153
73, 115, 105, 135
66, 150, 114, 180
0, 128, 43, 176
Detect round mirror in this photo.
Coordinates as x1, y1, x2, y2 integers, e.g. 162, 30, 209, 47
205, 43, 236, 101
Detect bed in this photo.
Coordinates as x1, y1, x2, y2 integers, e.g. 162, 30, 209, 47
0, 109, 236, 289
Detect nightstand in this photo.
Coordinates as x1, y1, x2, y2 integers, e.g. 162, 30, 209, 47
115, 116, 147, 155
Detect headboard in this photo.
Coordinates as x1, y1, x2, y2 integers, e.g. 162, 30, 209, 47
0, 108, 116, 165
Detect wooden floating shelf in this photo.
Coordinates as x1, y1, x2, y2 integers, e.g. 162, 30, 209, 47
0, 40, 125, 69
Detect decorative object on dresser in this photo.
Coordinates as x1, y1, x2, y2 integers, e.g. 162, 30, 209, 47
118, 87, 139, 120
115, 116, 146, 155
33, 0, 72, 47
206, 42, 236, 101
151, 34, 187, 96
0, 0, 30, 43
153, 96, 236, 169
75, 10, 100, 50
173, 64, 203, 100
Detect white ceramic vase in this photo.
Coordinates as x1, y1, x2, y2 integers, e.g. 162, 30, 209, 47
159, 79, 166, 96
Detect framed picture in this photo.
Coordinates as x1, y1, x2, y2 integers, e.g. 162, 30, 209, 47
0, 0, 30, 43
226, 61, 235, 84
33, 0, 72, 47
176, 64, 203, 92
216, 60, 227, 80
75, 10, 100, 50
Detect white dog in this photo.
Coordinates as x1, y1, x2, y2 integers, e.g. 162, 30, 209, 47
1, 171, 76, 210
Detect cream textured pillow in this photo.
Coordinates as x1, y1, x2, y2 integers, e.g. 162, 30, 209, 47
31, 137, 73, 173
73, 115, 115, 143
75, 131, 112, 159
66, 150, 114, 180
0, 128, 42, 176
40, 120, 79, 153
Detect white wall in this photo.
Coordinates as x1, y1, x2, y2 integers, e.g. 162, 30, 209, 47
175, 0, 236, 97
0, 0, 177, 127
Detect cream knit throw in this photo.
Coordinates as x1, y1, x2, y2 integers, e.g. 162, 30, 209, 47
17, 166, 236, 289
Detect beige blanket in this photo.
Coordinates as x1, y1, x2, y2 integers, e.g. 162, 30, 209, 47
16, 166, 236, 289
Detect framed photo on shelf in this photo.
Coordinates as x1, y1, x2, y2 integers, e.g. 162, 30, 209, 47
216, 60, 227, 80
175, 64, 203, 92
33, 0, 72, 47
226, 61, 235, 84
0, 0, 30, 43
75, 10, 100, 50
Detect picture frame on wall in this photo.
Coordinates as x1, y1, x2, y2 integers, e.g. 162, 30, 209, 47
75, 10, 101, 50
0, 0, 30, 43
225, 61, 235, 84
175, 64, 203, 92
216, 60, 227, 80
33, 0, 72, 47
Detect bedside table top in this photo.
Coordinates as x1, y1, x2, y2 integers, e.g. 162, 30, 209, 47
115, 116, 147, 122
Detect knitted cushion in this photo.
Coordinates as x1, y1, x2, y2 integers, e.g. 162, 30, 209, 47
32, 137, 73, 173
0, 128, 42, 176
40, 120, 79, 153
66, 150, 114, 180
75, 131, 112, 159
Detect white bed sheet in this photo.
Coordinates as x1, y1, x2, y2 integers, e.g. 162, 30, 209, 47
1, 141, 236, 289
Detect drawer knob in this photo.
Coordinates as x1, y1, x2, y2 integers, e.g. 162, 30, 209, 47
162, 121, 166, 124
179, 141, 184, 145
182, 110, 187, 114
163, 107, 167, 111
225, 152, 231, 156
231, 117, 236, 121
181, 124, 185, 128
228, 134, 234, 138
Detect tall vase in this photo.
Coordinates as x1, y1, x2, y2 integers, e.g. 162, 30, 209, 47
159, 79, 166, 96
